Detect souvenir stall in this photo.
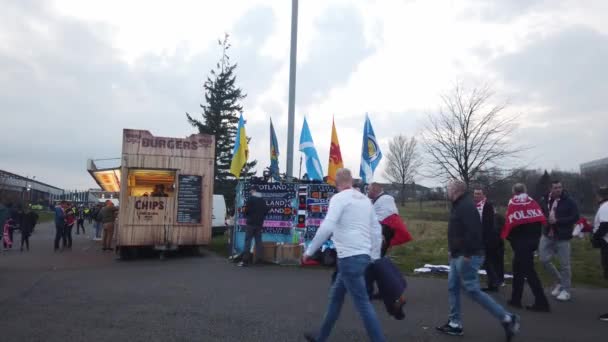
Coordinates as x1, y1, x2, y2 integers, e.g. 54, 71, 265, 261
230, 180, 335, 265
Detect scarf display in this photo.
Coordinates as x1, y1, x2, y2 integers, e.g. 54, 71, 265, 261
501, 193, 547, 239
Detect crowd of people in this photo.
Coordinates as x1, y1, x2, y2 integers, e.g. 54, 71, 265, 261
249, 168, 605, 342
0, 204, 39, 252
53, 200, 118, 252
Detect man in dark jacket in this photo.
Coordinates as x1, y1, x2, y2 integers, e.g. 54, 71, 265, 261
437, 180, 519, 340
539, 180, 580, 302
238, 188, 269, 267
593, 186, 608, 322
20, 210, 38, 251
54, 201, 67, 251
473, 188, 503, 292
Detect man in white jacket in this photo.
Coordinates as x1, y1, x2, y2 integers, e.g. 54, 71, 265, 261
303, 168, 384, 342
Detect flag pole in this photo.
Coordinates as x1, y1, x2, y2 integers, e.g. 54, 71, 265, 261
286, 0, 299, 178
298, 155, 303, 179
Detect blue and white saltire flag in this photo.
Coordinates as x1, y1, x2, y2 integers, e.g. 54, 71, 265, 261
360, 113, 383, 184
299, 117, 324, 181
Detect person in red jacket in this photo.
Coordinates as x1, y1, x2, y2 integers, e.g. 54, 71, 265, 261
367, 183, 412, 256
63, 203, 76, 249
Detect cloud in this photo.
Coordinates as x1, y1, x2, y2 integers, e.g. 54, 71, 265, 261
495, 27, 608, 116
296, 5, 375, 109
467, 0, 549, 22
0, 1, 280, 189
493, 26, 608, 169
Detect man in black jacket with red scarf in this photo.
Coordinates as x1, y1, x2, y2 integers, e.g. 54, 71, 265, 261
473, 188, 504, 292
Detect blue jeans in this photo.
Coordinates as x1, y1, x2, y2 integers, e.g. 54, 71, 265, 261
316, 254, 385, 342
448, 255, 509, 327
94, 222, 102, 238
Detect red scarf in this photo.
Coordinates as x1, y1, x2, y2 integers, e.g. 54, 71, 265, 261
501, 193, 547, 239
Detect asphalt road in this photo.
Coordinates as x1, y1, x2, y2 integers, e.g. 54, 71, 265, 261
1, 221, 607, 342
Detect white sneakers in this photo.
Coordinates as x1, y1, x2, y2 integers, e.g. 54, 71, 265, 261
550, 285, 571, 301
556, 290, 571, 301
551, 284, 562, 297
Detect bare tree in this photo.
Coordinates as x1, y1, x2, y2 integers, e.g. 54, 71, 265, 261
384, 135, 421, 206
422, 83, 520, 187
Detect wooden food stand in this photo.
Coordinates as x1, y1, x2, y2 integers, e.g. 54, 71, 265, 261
89, 129, 215, 259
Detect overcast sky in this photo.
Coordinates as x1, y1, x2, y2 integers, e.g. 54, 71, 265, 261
1, 0, 606, 190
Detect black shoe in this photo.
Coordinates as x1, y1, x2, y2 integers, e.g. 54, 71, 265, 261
507, 300, 523, 309
436, 322, 463, 336
303, 333, 317, 342
599, 313, 608, 322
482, 287, 499, 292
525, 304, 550, 313
237, 261, 248, 267
502, 314, 520, 342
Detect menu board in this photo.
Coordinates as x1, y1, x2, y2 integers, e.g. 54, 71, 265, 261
177, 175, 202, 224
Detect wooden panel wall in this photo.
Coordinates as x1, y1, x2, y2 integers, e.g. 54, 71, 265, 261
117, 129, 214, 247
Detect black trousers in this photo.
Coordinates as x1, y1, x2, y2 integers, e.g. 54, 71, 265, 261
76, 219, 85, 234
484, 240, 504, 287
242, 225, 263, 264
510, 237, 548, 306
54, 224, 64, 250
601, 244, 608, 280
63, 225, 73, 248
21, 233, 30, 251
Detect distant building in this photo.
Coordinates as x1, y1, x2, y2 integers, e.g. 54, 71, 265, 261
580, 157, 608, 186
0, 169, 64, 205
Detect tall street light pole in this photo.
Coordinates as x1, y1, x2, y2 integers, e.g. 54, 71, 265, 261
286, 0, 298, 178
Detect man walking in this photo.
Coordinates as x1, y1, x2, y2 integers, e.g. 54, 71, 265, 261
592, 186, 608, 280
100, 200, 118, 251
539, 180, 580, 301
238, 188, 269, 267
501, 183, 550, 312
92, 203, 103, 240
473, 188, 504, 292
54, 201, 67, 252
436, 180, 519, 340
76, 205, 86, 235
303, 168, 384, 342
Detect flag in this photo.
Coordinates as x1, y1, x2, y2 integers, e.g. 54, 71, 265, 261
327, 118, 343, 186
360, 113, 382, 183
230, 113, 249, 178
299, 117, 323, 181
269, 118, 280, 181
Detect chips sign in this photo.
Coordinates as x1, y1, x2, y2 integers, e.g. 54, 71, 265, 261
134, 198, 166, 222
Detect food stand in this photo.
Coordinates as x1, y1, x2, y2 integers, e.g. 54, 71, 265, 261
88, 129, 215, 258
231, 180, 335, 264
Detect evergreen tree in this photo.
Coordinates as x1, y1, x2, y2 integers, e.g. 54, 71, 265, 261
535, 170, 551, 199
187, 34, 256, 209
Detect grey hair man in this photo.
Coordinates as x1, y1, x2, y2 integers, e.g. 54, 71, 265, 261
436, 180, 520, 340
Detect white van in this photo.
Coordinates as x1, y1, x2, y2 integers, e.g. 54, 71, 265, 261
212, 194, 227, 235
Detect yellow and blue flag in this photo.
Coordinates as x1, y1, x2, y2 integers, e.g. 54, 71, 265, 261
270, 118, 280, 181
230, 113, 249, 178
